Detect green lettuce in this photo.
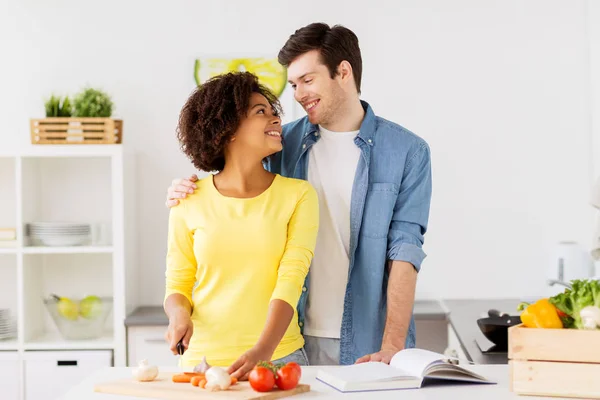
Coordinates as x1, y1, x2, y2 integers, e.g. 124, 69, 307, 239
549, 279, 600, 329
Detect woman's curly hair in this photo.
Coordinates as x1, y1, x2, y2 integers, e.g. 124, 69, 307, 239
177, 71, 283, 172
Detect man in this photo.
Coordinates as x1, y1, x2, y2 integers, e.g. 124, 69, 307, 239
166, 22, 432, 366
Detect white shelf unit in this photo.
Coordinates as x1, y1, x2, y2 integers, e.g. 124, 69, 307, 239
0, 248, 18, 254
0, 145, 137, 400
0, 254, 18, 350
22, 246, 114, 254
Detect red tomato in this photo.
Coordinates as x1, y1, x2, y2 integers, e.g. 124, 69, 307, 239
286, 362, 302, 377
249, 366, 275, 392
275, 364, 301, 390
556, 309, 568, 318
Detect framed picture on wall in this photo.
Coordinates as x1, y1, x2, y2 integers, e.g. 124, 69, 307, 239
193, 55, 299, 124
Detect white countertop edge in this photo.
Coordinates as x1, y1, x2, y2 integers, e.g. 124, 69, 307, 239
60, 364, 558, 400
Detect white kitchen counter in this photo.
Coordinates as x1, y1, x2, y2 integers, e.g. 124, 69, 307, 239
60, 365, 555, 400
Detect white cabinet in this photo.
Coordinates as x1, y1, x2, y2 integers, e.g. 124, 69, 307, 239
415, 318, 448, 354
0, 351, 20, 400
24, 350, 112, 400
127, 326, 178, 367
0, 147, 136, 369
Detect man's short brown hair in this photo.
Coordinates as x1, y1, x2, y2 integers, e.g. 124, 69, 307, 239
278, 22, 362, 94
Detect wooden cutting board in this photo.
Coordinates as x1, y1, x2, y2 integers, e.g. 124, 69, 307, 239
94, 373, 310, 400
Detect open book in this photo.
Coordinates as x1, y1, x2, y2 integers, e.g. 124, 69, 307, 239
316, 348, 495, 393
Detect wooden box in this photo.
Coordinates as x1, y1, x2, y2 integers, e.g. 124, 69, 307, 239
508, 324, 600, 399
30, 118, 123, 144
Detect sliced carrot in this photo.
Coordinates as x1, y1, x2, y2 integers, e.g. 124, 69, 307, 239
230, 376, 238, 385
190, 375, 202, 386
199, 378, 207, 389
172, 374, 192, 383
184, 372, 203, 377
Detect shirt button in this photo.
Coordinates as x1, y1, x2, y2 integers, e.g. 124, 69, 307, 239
299, 322, 304, 327
302, 287, 307, 292
302, 144, 307, 149
314, 132, 319, 137
368, 139, 373, 143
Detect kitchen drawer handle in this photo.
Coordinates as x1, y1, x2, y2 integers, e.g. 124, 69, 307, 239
57, 360, 78, 366
144, 338, 166, 344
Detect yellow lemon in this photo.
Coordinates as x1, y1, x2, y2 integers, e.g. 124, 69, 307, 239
79, 295, 103, 319
56, 297, 79, 321
194, 58, 288, 97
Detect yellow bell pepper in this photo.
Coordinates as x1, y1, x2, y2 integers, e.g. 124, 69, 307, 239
517, 298, 563, 329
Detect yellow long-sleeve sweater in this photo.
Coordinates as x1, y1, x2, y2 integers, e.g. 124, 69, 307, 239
165, 174, 318, 367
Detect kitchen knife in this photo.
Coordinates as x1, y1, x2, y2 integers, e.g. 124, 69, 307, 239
176, 339, 185, 372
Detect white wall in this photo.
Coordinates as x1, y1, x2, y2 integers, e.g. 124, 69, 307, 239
588, 0, 600, 283
1, 0, 597, 304
589, 0, 600, 181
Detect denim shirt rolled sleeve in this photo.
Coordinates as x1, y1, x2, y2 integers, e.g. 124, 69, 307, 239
386, 142, 432, 272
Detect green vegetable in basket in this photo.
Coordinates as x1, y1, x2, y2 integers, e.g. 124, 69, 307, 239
549, 279, 600, 329
73, 87, 113, 117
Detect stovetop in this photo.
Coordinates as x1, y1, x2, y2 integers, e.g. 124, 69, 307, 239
474, 337, 507, 354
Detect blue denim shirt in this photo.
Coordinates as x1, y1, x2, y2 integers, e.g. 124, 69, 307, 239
266, 100, 432, 365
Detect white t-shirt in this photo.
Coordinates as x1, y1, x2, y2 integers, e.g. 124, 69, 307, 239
304, 126, 361, 339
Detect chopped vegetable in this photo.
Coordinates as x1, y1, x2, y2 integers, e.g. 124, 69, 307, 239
549, 279, 600, 329
517, 298, 563, 329
132, 359, 158, 382
190, 375, 202, 387
172, 374, 193, 383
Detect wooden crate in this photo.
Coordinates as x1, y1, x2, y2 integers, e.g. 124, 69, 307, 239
508, 323, 600, 399
30, 118, 123, 144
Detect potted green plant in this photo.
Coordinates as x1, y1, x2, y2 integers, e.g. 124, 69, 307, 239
72, 87, 113, 118
44, 95, 72, 117
32, 87, 122, 145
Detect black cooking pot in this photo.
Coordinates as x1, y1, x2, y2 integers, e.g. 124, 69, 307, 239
476, 309, 522, 350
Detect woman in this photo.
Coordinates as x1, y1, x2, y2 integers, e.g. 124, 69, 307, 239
164, 71, 318, 380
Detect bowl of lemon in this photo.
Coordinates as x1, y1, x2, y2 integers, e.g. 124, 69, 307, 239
44, 294, 112, 340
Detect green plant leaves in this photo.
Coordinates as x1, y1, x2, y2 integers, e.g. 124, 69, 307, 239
44, 95, 72, 117
44, 87, 114, 118
73, 87, 113, 118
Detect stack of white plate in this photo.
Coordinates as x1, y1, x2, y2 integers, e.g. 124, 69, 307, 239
28, 222, 91, 246
0, 309, 15, 340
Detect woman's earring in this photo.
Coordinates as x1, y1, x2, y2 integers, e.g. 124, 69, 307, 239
231, 137, 236, 142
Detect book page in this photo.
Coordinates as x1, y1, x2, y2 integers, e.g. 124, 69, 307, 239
425, 364, 491, 382
319, 361, 416, 384
390, 348, 446, 377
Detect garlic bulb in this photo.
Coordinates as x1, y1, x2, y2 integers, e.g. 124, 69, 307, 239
193, 356, 212, 374
132, 359, 159, 382
205, 366, 231, 391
